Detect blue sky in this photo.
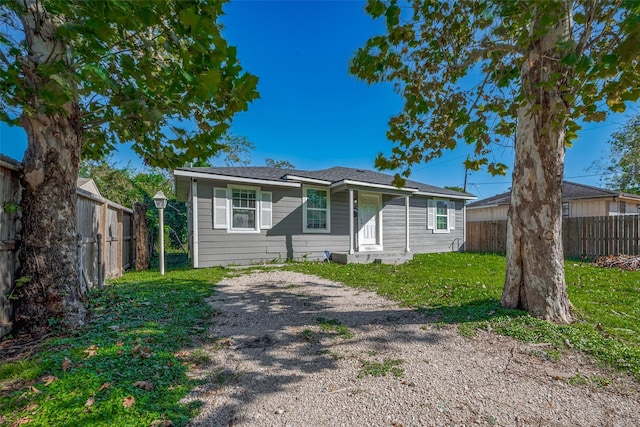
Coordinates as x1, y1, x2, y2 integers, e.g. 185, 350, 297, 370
0, 0, 637, 199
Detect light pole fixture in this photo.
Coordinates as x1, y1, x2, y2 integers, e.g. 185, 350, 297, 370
153, 191, 168, 275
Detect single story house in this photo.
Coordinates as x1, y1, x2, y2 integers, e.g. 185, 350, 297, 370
467, 181, 640, 222
173, 166, 476, 267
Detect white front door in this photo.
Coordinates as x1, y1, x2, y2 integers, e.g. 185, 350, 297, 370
358, 193, 381, 250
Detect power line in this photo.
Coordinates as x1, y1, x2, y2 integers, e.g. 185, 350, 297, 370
468, 172, 616, 186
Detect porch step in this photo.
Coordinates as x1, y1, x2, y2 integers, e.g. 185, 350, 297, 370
330, 251, 414, 265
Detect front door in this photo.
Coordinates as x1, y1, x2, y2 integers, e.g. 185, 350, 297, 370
358, 193, 381, 250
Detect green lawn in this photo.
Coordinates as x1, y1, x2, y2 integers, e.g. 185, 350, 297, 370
0, 254, 225, 427
1, 252, 638, 426
288, 252, 640, 380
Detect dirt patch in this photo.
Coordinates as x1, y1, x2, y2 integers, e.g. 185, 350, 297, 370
183, 271, 639, 426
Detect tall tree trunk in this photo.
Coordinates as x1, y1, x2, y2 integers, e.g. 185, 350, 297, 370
502, 5, 572, 323
13, 0, 87, 335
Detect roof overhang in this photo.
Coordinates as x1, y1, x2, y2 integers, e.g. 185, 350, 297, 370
174, 169, 300, 186
466, 203, 502, 209
330, 179, 418, 196
283, 174, 332, 186
173, 169, 301, 202
414, 191, 477, 200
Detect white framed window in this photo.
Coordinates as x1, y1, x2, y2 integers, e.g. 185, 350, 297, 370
231, 187, 257, 230
427, 199, 456, 233
213, 186, 272, 233
619, 201, 626, 215
303, 186, 330, 233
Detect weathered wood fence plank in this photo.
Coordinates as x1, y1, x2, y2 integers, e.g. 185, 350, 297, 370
1, 157, 140, 338
467, 216, 640, 257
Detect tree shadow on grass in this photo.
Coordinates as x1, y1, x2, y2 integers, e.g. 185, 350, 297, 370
0, 254, 222, 427
417, 298, 530, 325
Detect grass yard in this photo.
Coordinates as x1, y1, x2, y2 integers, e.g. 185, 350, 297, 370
0, 254, 225, 427
288, 252, 640, 380
1, 252, 638, 426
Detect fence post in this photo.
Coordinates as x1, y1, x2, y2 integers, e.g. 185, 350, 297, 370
97, 233, 103, 287
77, 233, 86, 294
133, 202, 149, 271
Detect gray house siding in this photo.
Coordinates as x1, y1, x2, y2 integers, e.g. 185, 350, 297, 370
381, 195, 406, 251
195, 179, 349, 267
411, 198, 465, 253
381, 196, 464, 254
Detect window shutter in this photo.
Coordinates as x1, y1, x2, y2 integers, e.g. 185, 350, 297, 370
213, 187, 228, 229
260, 191, 272, 229
427, 200, 435, 230
448, 201, 456, 230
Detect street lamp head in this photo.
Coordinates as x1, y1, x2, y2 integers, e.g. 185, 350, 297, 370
153, 191, 168, 209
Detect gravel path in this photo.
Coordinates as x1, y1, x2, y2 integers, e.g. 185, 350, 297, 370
183, 271, 639, 427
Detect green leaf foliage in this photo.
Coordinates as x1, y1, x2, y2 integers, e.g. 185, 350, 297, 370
596, 113, 640, 194
0, 0, 259, 168
79, 158, 187, 249
351, 0, 640, 177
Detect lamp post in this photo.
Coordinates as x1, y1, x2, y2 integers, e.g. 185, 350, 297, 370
153, 191, 168, 275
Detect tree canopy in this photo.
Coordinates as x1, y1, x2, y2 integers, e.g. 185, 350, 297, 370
351, 0, 640, 183
0, 0, 258, 334
597, 114, 640, 194
0, 0, 259, 168
352, 0, 640, 322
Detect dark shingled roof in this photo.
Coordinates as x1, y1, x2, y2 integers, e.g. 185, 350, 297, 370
176, 166, 475, 199
467, 181, 640, 208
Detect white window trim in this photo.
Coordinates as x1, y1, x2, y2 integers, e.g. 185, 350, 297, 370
227, 184, 261, 233
303, 185, 331, 233
428, 199, 454, 234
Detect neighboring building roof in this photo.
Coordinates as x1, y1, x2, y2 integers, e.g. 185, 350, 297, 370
174, 166, 475, 200
467, 181, 640, 209
0, 154, 21, 171
77, 177, 102, 197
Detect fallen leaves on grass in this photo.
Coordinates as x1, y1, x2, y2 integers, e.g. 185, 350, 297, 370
29, 386, 40, 394
150, 420, 174, 427
12, 417, 33, 426
593, 254, 640, 271
84, 345, 99, 358
174, 350, 190, 358
133, 381, 154, 391
132, 345, 152, 358
41, 376, 58, 386
85, 397, 95, 407
61, 357, 72, 372
122, 396, 135, 408
97, 383, 110, 392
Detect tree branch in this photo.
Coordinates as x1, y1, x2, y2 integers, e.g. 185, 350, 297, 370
452, 44, 520, 69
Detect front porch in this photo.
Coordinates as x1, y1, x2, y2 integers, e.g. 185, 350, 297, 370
330, 251, 414, 265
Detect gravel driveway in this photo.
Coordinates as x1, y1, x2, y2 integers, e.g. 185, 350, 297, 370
183, 271, 639, 427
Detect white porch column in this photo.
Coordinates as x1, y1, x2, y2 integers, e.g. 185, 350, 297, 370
349, 188, 355, 254
405, 195, 410, 252
192, 179, 199, 268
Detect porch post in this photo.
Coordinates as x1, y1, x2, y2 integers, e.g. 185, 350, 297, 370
192, 178, 199, 268
405, 195, 410, 252
349, 188, 355, 254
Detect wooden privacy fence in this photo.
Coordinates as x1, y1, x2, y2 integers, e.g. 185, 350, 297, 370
76, 188, 135, 289
0, 156, 143, 338
466, 215, 640, 258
